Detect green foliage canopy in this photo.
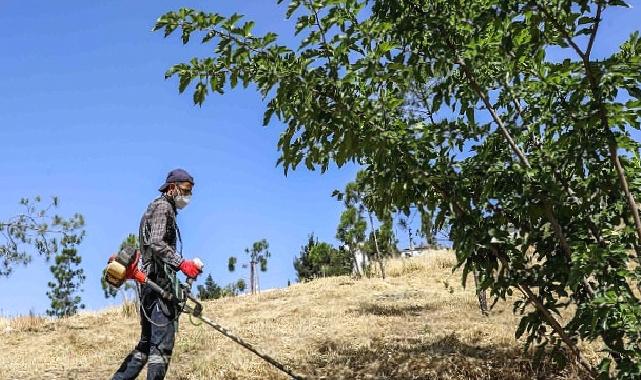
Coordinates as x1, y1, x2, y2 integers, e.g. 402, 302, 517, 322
198, 274, 247, 299
336, 206, 367, 249
155, 1, 641, 377
366, 215, 397, 257
294, 234, 351, 281
197, 273, 223, 300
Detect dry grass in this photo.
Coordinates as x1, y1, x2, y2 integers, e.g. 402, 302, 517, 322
0, 250, 595, 379
0, 312, 51, 333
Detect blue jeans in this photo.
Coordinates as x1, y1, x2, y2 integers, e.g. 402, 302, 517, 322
112, 285, 177, 380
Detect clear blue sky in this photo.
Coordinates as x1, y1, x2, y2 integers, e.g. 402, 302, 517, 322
0, 0, 363, 315
0, 1, 639, 315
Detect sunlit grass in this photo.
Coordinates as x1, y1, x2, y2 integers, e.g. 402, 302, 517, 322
0, 250, 596, 379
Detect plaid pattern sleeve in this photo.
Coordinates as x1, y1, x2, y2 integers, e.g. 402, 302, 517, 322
147, 199, 183, 268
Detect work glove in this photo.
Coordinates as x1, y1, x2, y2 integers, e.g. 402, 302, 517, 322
179, 259, 203, 279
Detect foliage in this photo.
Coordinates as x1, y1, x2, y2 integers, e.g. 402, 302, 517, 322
197, 273, 223, 300
294, 233, 351, 281
224, 278, 247, 296
155, 0, 641, 377
336, 172, 397, 277
336, 206, 368, 277
366, 216, 397, 257
336, 207, 367, 250
395, 207, 439, 251
46, 233, 86, 318
418, 209, 437, 248
198, 274, 247, 299
229, 239, 270, 294
0, 197, 84, 278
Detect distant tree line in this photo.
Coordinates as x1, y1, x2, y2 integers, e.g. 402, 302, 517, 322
197, 274, 247, 300
294, 171, 440, 282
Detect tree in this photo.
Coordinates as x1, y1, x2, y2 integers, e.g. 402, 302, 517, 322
101, 233, 139, 305
336, 206, 367, 277
229, 239, 270, 294
46, 232, 86, 318
198, 274, 246, 299
293, 234, 316, 281
221, 278, 247, 297
197, 273, 223, 300
366, 215, 398, 258
396, 212, 417, 252
235, 278, 247, 293
155, 1, 641, 377
1, 196, 84, 278
338, 171, 392, 278
294, 233, 351, 281
418, 208, 437, 248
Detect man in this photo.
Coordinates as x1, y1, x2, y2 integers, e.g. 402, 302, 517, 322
112, 168, 203, 380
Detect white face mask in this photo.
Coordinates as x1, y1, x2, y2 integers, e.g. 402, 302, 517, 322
175, 195, 191, 209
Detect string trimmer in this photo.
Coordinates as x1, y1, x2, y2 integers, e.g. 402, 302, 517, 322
104, 247, 305, 380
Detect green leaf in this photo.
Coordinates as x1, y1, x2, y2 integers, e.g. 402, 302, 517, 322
242, 21, 255, 37
193, 82, 207, 106
178, 73, 192, 94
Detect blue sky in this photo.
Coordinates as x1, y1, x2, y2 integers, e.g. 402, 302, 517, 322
0, 1, 639, 315
0, 0, 363, 315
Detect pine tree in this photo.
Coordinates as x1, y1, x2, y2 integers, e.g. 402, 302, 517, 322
294, 233, 351, 281
46, 233, 85, 317
293, 234, 317, 281
197, 273, 223, 300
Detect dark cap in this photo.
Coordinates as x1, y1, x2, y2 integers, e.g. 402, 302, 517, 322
158, 168, 194, 192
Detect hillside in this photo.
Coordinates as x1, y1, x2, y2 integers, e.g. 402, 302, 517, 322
0, 251, 592, 380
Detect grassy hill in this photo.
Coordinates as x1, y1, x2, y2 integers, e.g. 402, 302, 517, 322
0, 251, 592, 379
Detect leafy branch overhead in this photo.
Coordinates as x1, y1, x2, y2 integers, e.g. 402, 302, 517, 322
156, 0, 641, 378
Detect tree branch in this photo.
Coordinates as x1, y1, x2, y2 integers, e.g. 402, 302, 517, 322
456, 58, 531, 168
585, 1, 603, 59
535, 0, 641, 252
518, 284, 596, 377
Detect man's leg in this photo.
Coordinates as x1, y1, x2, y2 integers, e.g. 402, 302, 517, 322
112, 289, 153, 380
146, 296, 176, 380
111, 349, 148, 380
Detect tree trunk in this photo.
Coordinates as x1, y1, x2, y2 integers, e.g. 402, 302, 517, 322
250, 260, 256, 295
473, 268, 489, 316
368, 213, 386, 279
348, 243, 362, 279
256, 268, 260, 293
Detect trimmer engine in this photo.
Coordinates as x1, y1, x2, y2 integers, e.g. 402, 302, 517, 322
104, 246, 145, 288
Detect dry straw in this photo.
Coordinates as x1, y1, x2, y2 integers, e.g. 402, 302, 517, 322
1, 250, 597, 379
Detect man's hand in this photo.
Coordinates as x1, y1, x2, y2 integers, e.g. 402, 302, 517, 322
179, 259, 203, 278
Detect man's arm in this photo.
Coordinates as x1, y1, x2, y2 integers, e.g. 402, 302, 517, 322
148, 201, 183, 268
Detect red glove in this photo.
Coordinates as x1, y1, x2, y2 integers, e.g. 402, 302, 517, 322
179, 259, 202, 278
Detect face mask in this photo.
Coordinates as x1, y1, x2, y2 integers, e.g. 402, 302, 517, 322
175, 195, 191, 209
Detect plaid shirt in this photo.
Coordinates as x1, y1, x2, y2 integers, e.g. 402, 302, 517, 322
139, 196, 183, 280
